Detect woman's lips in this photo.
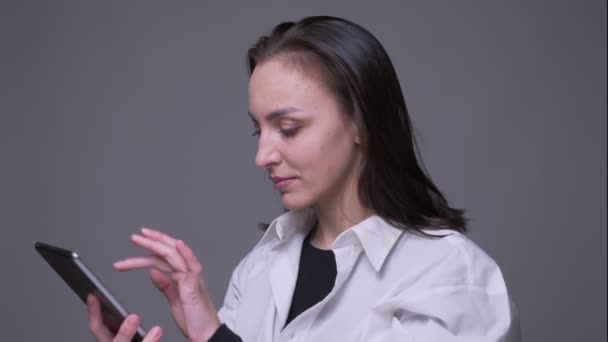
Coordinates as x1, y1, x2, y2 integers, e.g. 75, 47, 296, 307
272, 177, 296, 190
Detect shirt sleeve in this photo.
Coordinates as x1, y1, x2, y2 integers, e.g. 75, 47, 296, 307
208, 323, 243, 342
216, 250, 254, 332
357, 284, 521, 341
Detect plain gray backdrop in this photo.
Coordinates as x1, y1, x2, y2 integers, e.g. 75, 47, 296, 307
1, 1, 606, 341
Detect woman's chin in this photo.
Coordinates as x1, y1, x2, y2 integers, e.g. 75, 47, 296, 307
279, 193, 313, 211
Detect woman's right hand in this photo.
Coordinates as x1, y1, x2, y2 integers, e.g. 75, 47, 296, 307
87, 294, 163, 342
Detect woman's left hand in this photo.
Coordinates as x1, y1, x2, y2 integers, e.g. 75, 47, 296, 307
113, 228, 221, 342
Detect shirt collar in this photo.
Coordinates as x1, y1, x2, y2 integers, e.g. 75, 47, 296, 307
255, 208, 316, 248
256, 209, 404, 272
333, 215, 404, 272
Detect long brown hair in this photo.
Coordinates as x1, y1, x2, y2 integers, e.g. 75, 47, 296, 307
248, 16, 467, 235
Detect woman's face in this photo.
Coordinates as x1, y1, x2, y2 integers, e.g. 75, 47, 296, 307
248, 58, 361, 210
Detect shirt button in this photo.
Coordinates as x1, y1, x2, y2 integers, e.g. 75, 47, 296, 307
288, 331, 295, 339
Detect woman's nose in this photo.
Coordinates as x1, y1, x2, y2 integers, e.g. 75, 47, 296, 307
255, 135, 281, 169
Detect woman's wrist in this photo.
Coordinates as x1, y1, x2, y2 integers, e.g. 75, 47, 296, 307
189, 315, 221, 342
203, 318, 222, 342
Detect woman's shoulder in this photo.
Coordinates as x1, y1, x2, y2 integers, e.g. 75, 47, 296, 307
229, 240, 272, 279
390, 228, 508, 291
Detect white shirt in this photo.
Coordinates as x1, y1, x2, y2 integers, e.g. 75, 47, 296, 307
218, 209, 521, 342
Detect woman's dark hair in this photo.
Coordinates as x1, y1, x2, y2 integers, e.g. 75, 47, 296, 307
248, 16, 467, 235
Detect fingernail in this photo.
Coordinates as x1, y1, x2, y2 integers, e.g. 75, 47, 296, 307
151, 326, 162, 338
141, 227, 149, 233
126, 315, 138, 327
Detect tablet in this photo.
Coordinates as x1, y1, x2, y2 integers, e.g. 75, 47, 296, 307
35, 242, 146, 342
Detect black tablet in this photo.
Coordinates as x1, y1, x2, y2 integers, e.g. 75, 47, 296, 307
35, 242, 146, 342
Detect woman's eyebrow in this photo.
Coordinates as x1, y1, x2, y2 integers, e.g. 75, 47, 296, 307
248, 106, 301, 122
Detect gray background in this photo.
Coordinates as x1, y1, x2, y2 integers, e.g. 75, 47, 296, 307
1, 1, 605, 341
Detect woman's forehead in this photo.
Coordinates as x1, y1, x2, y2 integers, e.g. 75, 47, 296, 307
247, 106, 302, 123
250, 61, 316, 95
248, 60, 335, 116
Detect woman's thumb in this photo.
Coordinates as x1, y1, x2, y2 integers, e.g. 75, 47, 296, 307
149, 268, 180, 305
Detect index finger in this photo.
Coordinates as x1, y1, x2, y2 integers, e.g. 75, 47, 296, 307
140, 227, 178, 247
87, 294, 113, 342
113, 315, 141, 342
142, 326, 163, 342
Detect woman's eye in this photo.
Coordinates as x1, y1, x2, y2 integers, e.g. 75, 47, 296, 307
279, 127, 299, 137
251, 127, 299, 138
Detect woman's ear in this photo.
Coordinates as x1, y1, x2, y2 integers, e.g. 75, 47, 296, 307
346, 115, 361, 145
346, 117, 361, 145
353, 122, 362, 145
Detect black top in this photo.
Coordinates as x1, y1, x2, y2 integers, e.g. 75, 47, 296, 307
209, 232, 337, 342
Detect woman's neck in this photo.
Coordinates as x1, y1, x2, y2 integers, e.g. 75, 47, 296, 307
310, 193, 373, 250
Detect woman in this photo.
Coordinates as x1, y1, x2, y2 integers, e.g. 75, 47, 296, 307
87, 16, 521, 341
